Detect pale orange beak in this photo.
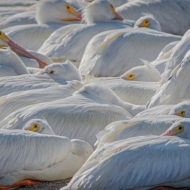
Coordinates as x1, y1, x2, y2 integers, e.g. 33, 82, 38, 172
113, 12, 124, 20
161, 130, 174, 136
4, 33, 48, 68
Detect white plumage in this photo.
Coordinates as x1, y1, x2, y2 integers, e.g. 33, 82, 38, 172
0, 45, 29, 76
79, 27, 181, 77
147, 52, 190, 108
95, 115, 184, 148
63, 132, 190, 189
0, 81, 82, 121
39, 0, 129, 62
0, 11, 36, 29
0, 83, 132, 147
116, 0, 190, 35
2, 0, 82, 51
0, 61, 81, 96
161, 30, 190, 84
120, 59, 161, 82
0, 129, 92, 187
90, 77, 159, 105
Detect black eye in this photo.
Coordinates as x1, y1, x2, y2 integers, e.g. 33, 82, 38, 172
34, 125, 38, 128
67, 6, 70, 9
50, 71, 54, 74
179, 126, 182, 130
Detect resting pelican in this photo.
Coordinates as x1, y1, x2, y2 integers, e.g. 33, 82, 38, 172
169, 100, 190, 118
38, 0, 128, 64
136, 99, 190, 118
0, 11, 36, 30
120, 59, 161, 82
0, 30, 48, 68
0, 44, 52, 77
147, 52, 190, 108
0, 45, 29, 76
0, 81, 82, 121
79, 23, 181, 77
161, 30, 190, 84
90, 77, 159, 105
0, 129, 93, 189
22, 119, 55, 135
116, 0, 190, 35
95, 115, 184, 148
0, 61, 81, 97
63, 121, 190, 190
0, 83, 133, 147
2, 0, 82, 51
135, 104, 174, 118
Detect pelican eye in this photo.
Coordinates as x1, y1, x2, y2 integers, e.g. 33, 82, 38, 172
49, 70, 55, 74
34, 124, 38, 128
141, 19, 150, 27
176, 125, 184, 133
126, 73, 135, 80
177, 110, 186, 117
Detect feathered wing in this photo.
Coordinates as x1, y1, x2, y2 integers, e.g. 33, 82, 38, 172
80, 28, 181, 77
40, 23, 128, 61
116, 0, 190, 35
3, 24, 60, 51
95, 115, 182, 147
0, 81, 82, 121
0, 130, 71, 185
64, 136, 190, 190
0, 93, 128, 146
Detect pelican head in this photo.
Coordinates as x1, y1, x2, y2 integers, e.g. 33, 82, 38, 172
83, 0, 124, 24
23, 119, 55, 135
120, 59, 161, 82
0, 30, 48, 68
134, 14, 161, 31
37, 0, 82, 24
43, 61, 82, 81
162, 121, 190, 139
169, 100, 190, 118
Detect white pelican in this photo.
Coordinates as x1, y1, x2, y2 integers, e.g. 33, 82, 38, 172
116, 0, 190, 35
38, 0, 128, 63
2, 0, 82, 51
90, 77, 159, 105
161, 30, 190, 84
120, 59, 161, 82
83, 0, 130, 7
95, 115, 184, 148
0, 81, 82, 121
0, 61, 82, 97
169, 100, 190, 118
0, 45, 29, 76
147, 52, 190, 108
0, 44, 52, 76
0, 30, 49, 68
136, 100, 190, 118
0, 129, 93, 189
0, 83, 132, 147
151, 40, 180, 74
63, 121, 190, 190
79, 24, 181, 77
22, 119, 55, 135
135, 104, 174, 118
0, 11, 36, 30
